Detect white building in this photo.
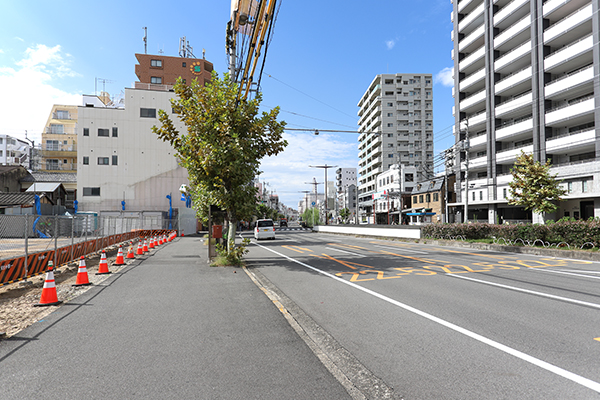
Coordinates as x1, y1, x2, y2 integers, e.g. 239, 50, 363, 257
451, 0, 600, 223
0, 135, 32, 169
77, 89, 189, 214
372, 164, 418, 224
357, 74, 434, 223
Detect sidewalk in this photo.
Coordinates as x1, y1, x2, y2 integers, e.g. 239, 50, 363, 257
0, 236, 351, 400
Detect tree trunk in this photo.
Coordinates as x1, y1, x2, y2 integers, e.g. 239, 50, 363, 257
226, 210, 236, 253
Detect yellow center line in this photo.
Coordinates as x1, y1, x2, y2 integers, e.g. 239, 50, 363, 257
282, 245, 312, 253
595, 337, 600, 343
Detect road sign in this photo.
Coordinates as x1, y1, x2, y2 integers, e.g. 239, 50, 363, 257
311, 202, 316, 206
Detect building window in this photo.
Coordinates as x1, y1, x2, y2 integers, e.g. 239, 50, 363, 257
419, 195, 424, 203
413, 196, 418, 204
55, 110, 70, 119
140, 108, 156, 118
387, 102, 393, 107
388, 154, 394, 158
480, 191, 483, 200
472, 191, 476, 201
405, 174, 413, 182
98, 157, 109, 165
83, 187, 101, 196
83, 128, 89, 136
83, 156, 89, 165
151, 76, 162, 84
433, 193, 439, 202
46, 140, 59, 151
112, 127, 118, 137
50, 124, 64, 134
112, 155, 118, 165
150, 59, 162, 67
98, 128, 109, 137
182, 62, 186, 67
46, 159, 59, 170
582, 180, 589, 192
568, 182, 573, 193
503, 188, 507, 198
426, 194, 431, 202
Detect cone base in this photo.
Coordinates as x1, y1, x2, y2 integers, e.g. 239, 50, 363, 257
113, 262, 127, 266
34, 301, 62, 307
72, 282, 92, 287
95, 271, 113, 275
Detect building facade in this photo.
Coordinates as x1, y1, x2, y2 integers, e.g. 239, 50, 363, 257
0, 135, 31, 168
357, 74, 434, 223
77, 88, 189, 213
135, 53, 213, 89
451, 0, 600, 223
40, 105, 78, 173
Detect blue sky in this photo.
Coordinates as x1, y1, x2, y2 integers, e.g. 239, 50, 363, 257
0, 0, 455, 209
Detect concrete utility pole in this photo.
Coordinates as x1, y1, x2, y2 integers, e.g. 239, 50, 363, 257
309, 164, 337, 225
461, 120, 470, 223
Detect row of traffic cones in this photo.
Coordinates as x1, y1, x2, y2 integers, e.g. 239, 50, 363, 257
35, 234, 176, 306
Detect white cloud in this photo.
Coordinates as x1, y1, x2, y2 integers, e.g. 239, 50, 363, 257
259, 132, 359, 208
434, 67, 454, 87
0, 44, 81, 143
385, 39, 396, 50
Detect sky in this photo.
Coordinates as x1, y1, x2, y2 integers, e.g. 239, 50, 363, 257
0, 0, 455, 209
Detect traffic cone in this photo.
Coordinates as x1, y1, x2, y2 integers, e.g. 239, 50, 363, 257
73, 257, 92, 287
153, 236, 158, 247
126, 243, 135, 259
181, 229, 184, 237
136, 241, 144, 255
34, 261, 62, 307
114, 246, 126, 266
163, 234, 168, 243
142, 239, 149, 253
96, 251, 111, 275
149, 237, 155, 249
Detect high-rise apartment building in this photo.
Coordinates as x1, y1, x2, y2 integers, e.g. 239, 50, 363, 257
357, 74, 434, 223
451, 0, 600, 223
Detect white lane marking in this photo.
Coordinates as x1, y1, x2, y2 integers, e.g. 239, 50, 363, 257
555, 270, 600, 274
535, 269, 600, 280
449, 274, 600, 309
372, 245, 428, 254
324, 247, 366, 258
255, 243, 600, 393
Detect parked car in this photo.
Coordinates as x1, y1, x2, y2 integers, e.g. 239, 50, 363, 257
254, 219, 275, 240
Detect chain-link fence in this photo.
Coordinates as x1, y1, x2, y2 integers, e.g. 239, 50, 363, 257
0, 214, 179, 285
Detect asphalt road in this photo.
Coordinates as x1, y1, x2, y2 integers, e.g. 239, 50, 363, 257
242, 227, 600, 399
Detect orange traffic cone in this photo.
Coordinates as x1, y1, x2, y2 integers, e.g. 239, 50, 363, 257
114, 246, 126, 266
181, 229, 184, 237
73, 257, 92, 287
96, 251, 111, 275
159, 235, 163, 245
142, 239, 149, 253
149, 237, 155, 250
136, 241, 144, 255
34, 261, 62, 307
163, 234, 167, 244
126, 243, 135, 259
153, 236, 158, 247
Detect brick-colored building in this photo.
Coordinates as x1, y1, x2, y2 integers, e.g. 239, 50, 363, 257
134, 53, 213, 89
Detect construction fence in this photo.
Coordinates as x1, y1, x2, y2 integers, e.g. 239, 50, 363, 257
0, 214, 181, 287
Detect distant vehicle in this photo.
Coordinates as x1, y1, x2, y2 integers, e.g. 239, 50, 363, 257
280, 218, 288, 227
254, 219, 275, 240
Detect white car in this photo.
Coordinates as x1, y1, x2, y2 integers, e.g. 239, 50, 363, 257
254, 219, 275, 240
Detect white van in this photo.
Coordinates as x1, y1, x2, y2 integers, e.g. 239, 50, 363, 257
254, 219, 275, 240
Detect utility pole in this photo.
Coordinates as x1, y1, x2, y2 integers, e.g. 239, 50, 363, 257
309, 164, 337, 225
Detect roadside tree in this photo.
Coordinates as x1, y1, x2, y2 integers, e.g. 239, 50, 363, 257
508, 151, 566, 216
153, 73, 287, 253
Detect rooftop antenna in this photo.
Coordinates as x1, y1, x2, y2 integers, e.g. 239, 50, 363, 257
95, 77, 114, 96
143, 27, 147, 54
179, 36, 195, 58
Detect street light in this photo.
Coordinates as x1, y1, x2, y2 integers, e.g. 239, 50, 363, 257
309, 164, 337, 225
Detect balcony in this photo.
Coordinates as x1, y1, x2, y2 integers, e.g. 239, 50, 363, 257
543, 4, 593, 46
458, 2, 484, 34
459, 24, 485, 53
459, 89, 486, 111
469, 132, 487, 149
493, 0, 529, 29
544, 35, 593, 73
496, 144, 533, 163
545, 97, 594, 126
544, 65, 594, 99
546, 128, 595, 154
494, 40, 531, 73
459, 45, 485, 73
493, 14, 530, 51
43, 162, 77, 172
460, 67, 486, 92
495, 91, 532, 118
494, 66, 532, 96
495, 118, 533, 140
458, 0, 478, 14
543, 0, 589, 19
467, 110, 487, 129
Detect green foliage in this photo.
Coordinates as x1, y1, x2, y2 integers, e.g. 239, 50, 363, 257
153, 72, 287, 254
255, 203, 279, 221
212, 238, 251, 267
508, 151, 566, 214
301, 208, 321, 227
423, 220, 600, 247
339, 208, 350, 223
